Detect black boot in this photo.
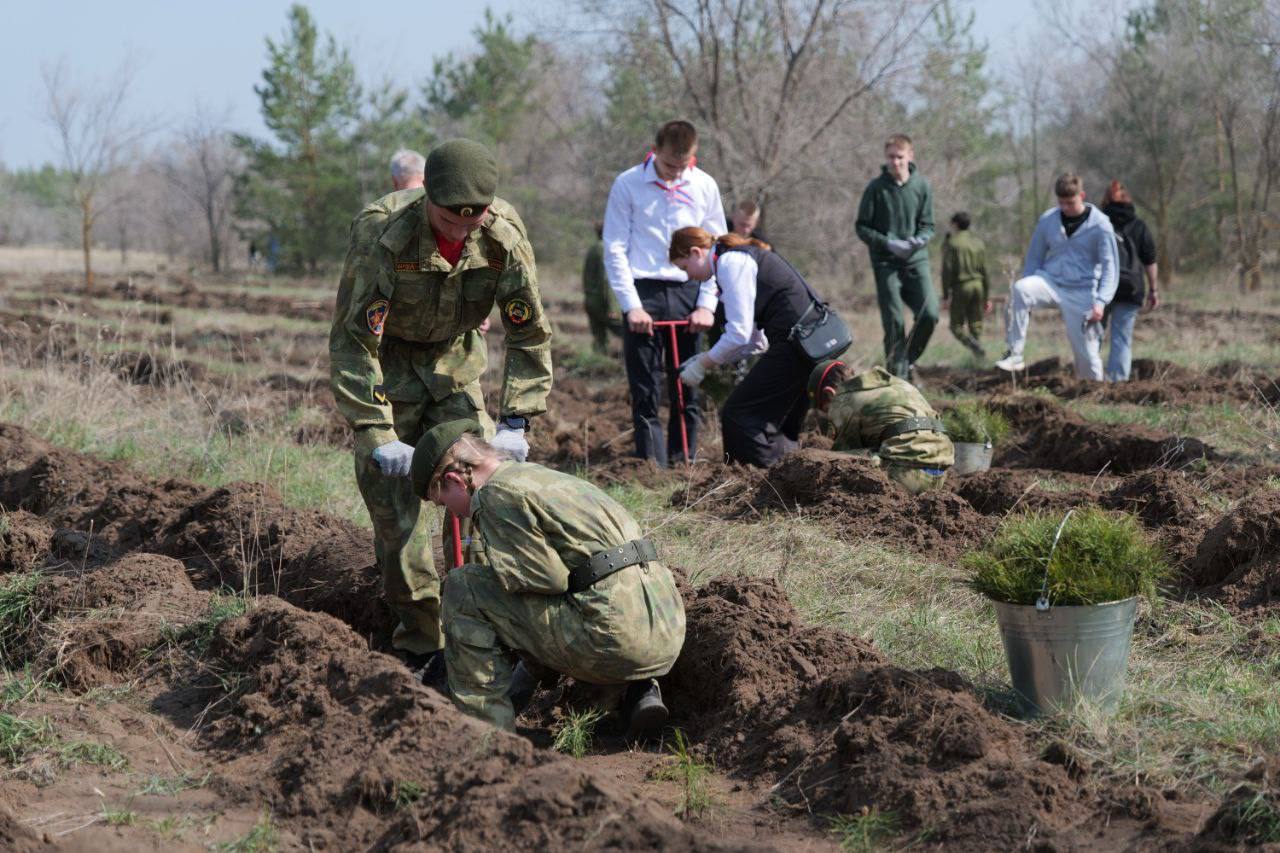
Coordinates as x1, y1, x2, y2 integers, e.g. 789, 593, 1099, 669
508, 661, 538, 717
398, 649, 448, 693
625, 678, 668, 739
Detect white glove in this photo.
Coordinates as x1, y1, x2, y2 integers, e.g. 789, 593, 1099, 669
371, 440, 415, 477
491, 424, 529, 462
679, 353, 710, 388
908, 235, 929, 250
886, 238, 914, 259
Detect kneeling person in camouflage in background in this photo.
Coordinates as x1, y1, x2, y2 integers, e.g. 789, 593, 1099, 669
808, 360, 954, 494
329, 139, 553, 676
410, 420, 686, 735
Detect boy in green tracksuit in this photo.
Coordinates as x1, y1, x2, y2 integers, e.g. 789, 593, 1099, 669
940, 211, 991, 358
856, 134, 938, 380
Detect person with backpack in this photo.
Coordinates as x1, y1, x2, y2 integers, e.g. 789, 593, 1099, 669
1100, 180, 1159, 381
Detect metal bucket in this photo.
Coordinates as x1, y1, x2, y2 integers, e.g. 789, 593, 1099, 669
952, 441, 994, 475
994, 597, 1138, 716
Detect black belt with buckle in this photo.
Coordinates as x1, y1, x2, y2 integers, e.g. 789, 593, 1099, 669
569, 538, 659, 594
878, 416, 947, 446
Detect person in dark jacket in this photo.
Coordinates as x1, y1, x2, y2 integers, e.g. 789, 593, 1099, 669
1099, 180, 1159, 381
669, 227, 834, 467
856, 134, 938, 380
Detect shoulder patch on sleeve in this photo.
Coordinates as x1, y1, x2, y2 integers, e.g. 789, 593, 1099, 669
366, 299, 389, 335
504, 298, 533, 326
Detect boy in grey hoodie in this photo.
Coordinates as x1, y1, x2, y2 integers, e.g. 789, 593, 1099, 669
995, 174, 1119, 380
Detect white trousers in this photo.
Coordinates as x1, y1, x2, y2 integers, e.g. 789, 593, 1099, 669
1005, 275, 1103, 380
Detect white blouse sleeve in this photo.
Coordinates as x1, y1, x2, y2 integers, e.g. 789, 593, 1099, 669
706, 252, 758, 365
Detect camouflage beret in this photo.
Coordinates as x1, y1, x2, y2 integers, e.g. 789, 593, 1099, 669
807, 359, 846, 404
425, 139, 498, 212
410, 419, 484, 500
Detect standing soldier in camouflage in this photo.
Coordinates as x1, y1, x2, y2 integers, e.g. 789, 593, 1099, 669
940, 211, 991, 358
329, 139, 553, 676
582, 224, 621, 354
808, 360, 954, 494
409, 420, 686, 736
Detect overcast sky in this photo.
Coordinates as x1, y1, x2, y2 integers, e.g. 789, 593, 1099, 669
2, 0, 1038, 170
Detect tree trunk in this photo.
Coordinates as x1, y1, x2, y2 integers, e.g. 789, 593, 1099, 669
206, 201, 221, 273
80, 196, 94, 291
1154, 205, 1173, 287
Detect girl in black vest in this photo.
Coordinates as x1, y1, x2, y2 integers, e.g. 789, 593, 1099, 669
669, 226, 822, 467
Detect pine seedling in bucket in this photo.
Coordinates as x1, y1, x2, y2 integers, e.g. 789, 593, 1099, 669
964, 508, 1167, 716
943, 403, 1009, 474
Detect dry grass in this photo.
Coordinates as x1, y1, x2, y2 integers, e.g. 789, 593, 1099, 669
0, 246, 177, 276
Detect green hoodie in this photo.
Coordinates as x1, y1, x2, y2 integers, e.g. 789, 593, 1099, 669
856, 163, 935, 264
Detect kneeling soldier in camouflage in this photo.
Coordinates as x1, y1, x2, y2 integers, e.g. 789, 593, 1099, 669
808, 360, 954, 494
410, 419, 686, 735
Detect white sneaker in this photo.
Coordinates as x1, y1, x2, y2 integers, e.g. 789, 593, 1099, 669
994, 352, 1025, 372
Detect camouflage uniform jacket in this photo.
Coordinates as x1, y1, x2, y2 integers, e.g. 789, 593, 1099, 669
581, 240, 619, 321
829, 367, 955, 468
329, 190, 553, 454
941, 230, 990, 301
467, 461, 685, 654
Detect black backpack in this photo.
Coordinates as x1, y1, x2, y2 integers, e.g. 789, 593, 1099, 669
1114, 223, 1143, 303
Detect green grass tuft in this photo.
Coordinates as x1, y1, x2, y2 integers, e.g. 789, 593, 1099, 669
828, 807, 901, 852
942, 402, 1011, 445
965, 509, 1167, 606
101, 805, 137, 826
134, 771, 211, 796
0, 572, 42, 665
60, 740, 129, 770
392, 780, 424, 811
0, 711, 54, 764
655, 728, 714, 820
551, 707, 606, 759
215, 808, 278, 852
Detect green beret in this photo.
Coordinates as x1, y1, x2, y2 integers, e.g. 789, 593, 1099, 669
425, 139, 498, 212
808, 359, 847, 404
410, 419, 484, 500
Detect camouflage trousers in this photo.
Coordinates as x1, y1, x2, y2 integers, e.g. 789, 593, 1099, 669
885, 463, 949, 495
949, 280, 986, 354
354, 383, 493, 655
442, 562, 685, 732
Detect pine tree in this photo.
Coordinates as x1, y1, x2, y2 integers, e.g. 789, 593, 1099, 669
233, 4, 362, 273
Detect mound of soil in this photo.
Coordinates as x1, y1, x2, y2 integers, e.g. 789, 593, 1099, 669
1188, 490, 1280, 611
991, 393, 1216, 474
0, 424, 393, 644
0, 510, 53, 573
920, 350, 1280, 407
534, 378, 636, 468
29, 554, 208, 690
668, 576, 1087, 849
1195, 758, 1280, 849
677, 450, 989, 561
956, 468, 1099, 516
667, 575, 881, 757
200, 599, 730, 851
153, 482, 390, 642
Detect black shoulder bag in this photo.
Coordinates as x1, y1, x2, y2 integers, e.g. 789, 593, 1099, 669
777, 254, 853, 361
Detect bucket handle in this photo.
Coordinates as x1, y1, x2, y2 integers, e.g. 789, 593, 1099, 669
1036, 510, 1075, 612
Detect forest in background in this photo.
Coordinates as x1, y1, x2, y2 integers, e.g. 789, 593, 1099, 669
1, 0, 1277, 293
